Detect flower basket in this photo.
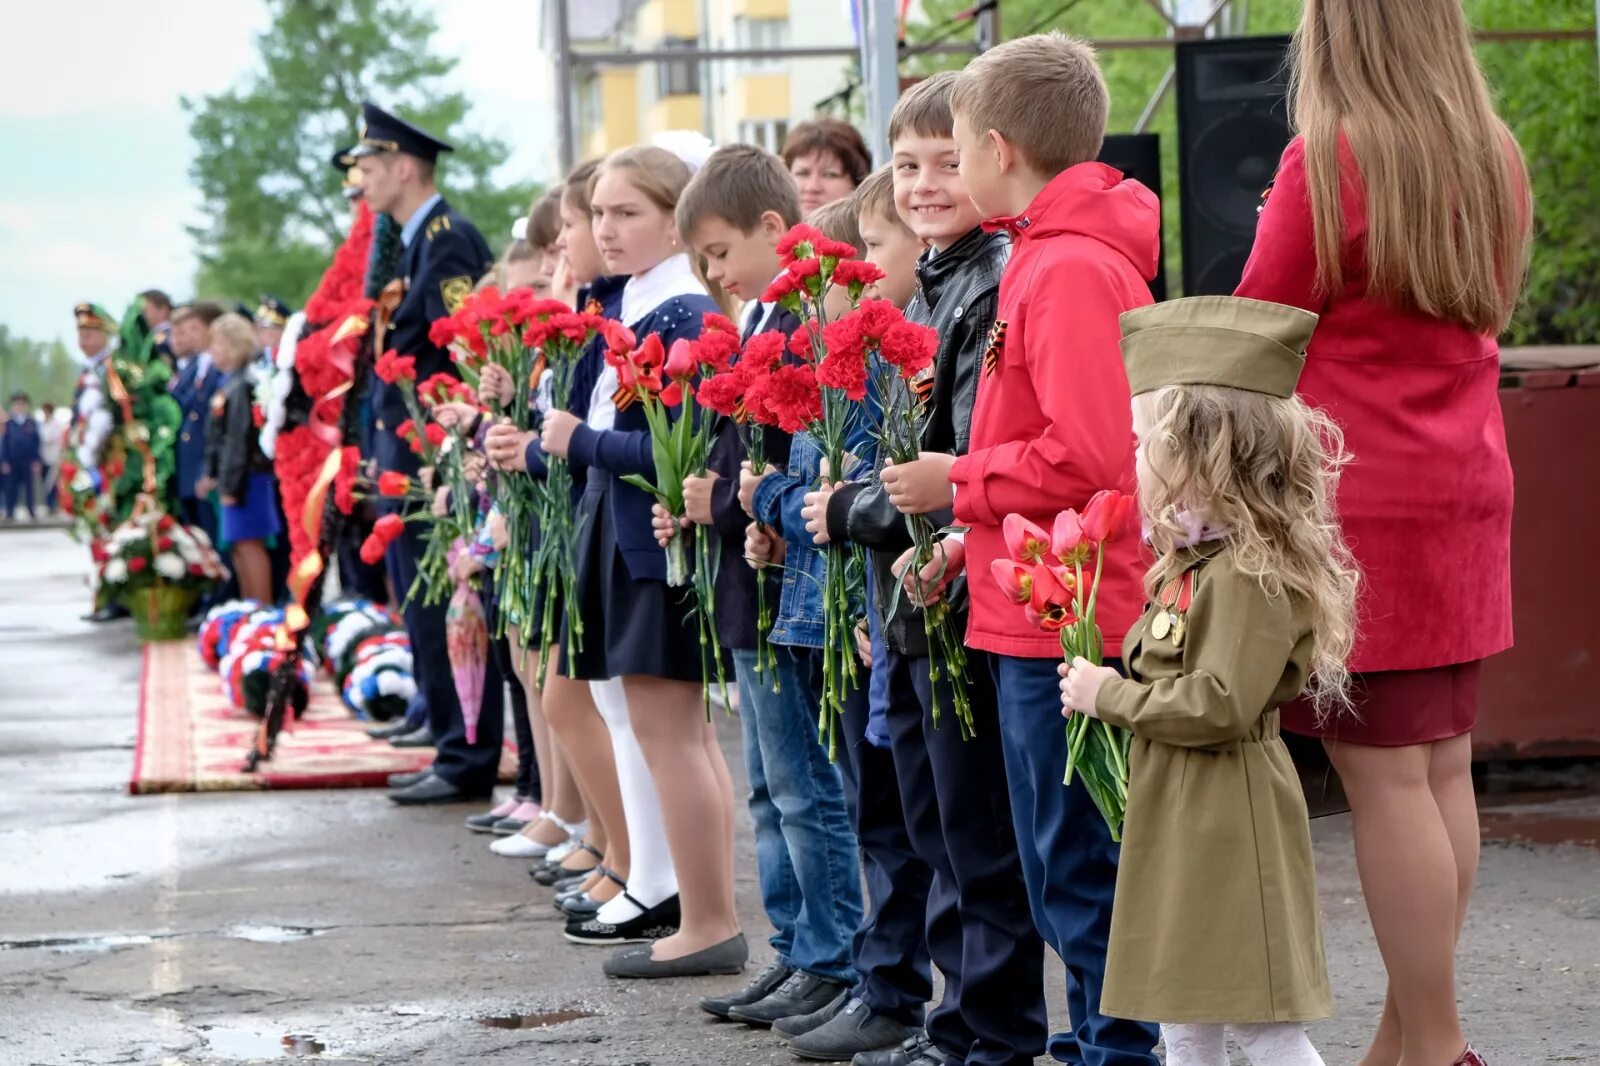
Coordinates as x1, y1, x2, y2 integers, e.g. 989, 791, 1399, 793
126, 584, 200, 642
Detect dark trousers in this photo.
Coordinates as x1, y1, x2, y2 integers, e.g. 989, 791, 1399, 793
336, 507, 390, 604
382, 503, 504, 792
990, 655, 1159, 1066
827, 650, 933, 1027
181, 495, 238, 605
487, 594, 538, 802
4, 468, 36, 517
884, 649, 1047, 1066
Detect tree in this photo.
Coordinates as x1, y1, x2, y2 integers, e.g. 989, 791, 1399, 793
0, 326, 82, 409
908, 0, 1599, 343
184, 0, 536, 309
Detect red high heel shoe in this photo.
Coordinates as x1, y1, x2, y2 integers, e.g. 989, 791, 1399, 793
1452, 1045, 1487, 1066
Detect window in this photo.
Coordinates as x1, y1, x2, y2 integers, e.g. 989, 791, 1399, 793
657, 36, 700, 97
738, 119, 790, 154
577, 76, 603, 133
734, 17, 787, 72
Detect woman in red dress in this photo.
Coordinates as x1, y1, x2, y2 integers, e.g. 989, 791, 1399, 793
1235, 1, 1531, 1064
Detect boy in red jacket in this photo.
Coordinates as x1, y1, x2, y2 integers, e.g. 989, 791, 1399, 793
889, 31, 1162, 1065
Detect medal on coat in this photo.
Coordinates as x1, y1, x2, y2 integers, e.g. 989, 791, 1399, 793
1152, 570, 1195, 647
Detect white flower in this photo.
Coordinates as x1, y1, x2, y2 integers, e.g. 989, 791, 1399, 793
104, 558, 128, 584
155, 554, 186, 580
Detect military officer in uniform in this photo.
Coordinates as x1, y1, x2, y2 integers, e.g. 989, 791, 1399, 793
170, 302, 227, 542
72, 303, 125, 622
348, 101, 501, 806
254, 295, 292, 365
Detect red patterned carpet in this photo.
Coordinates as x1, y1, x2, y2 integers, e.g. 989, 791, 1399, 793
130, 641, 514, 794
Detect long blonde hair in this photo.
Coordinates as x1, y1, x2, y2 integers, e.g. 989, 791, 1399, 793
1291, 0, 1531, 334
591, 146, 733, 315
1138, 386, 1359, 713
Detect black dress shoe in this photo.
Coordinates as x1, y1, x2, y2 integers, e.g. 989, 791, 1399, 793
389, 726, 435, 748
852, 1032, 930, 1066
387, 770, 431, 790
773, 988, 849, 1039
84, 604, 130, 623
388, 775, 487, 805
906, 1047, 957, 1066
564, 894, 681, 946
699, 960, 794, 1021
367, 720, 416, 741
728, 971, 851, 1028
788, 997, 914, 1061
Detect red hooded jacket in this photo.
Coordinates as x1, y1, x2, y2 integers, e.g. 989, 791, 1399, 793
950, 162, 1161, 659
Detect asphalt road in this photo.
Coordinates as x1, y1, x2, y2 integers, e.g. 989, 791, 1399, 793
1, 526, 1597, 1065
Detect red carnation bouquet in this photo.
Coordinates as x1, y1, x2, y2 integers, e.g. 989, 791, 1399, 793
430, 288, 604, 665
371, 348, 457, 605
752, 223, 902, 756
992, 490, 1138, 839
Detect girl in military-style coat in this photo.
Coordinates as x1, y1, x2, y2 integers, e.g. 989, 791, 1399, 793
1059, 296, 1360, 1066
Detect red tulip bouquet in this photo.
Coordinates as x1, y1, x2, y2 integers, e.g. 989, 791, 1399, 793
992, 490, 1138, 840
606, 322, 733, 709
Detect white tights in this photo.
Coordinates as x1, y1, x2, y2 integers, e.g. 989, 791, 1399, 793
1161, 1022, 1325, 1065
589, 678, 677, 923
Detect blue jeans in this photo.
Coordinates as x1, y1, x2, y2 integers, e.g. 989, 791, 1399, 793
734, 646, 862, 983
990, 655, 1159, 1066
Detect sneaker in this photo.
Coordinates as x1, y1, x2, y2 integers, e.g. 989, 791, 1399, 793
728, 971, 851, 1028
699, 960, 793, 1020
787, 997, 913, 1061
564, 895, 681, 946
465, 796, 521, 834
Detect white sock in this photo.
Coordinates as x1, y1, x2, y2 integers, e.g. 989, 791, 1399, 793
589, 678, 677, 924
1232, 1023, 1325, 1065
1161, 1024, 1227, 1066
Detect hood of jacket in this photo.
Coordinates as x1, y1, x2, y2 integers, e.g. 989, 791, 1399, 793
993, 161, 1161, 283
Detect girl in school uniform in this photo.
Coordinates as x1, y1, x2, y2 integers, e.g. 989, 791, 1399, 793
205, 312, 279, 604
536, 145, 746, 977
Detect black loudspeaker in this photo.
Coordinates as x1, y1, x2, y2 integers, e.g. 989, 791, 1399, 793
1097, 133, 1167, 303
1175, 35, 1292, 296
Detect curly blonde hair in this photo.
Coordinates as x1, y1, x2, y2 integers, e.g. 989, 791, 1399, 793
1136, 385, 1359, 714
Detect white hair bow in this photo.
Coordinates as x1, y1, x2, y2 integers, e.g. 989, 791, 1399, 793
652, 130, 716, 173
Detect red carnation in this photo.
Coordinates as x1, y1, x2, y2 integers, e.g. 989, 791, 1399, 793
832, 259, 886, 297
424, 423, 447, 447
703, 312, 739, 336
740, 331, 787, 372
128, 556, 148, 573
396, 419, 417, 440
428, 315, 459, 348
695, 330, 740, 374
817, 349, 870, 400
156, 536, 174, 552
374, 514, 405, 543
334, 445, 361, 515
760, 364, 824, 433
878, 319, 939, 378
815, 237, 859, 261
761, 272, 805, 306
695, 371, 743, 418
776, 224, 826, 266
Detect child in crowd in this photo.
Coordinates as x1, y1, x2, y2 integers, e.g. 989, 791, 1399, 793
205, 312, 279, 604
917, 31, 1164, 1064
803, 71, 1047, 1066
1060, 296, 1356, 1065
667, 144, 866, 1026
537, 146, 745, 977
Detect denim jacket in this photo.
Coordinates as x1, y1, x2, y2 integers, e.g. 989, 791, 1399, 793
753, 418, 875, 649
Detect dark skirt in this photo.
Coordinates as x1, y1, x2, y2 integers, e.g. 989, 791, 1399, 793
220, 472, 283, 544
561, 480, 705, 683
1282, 660, 1481, 748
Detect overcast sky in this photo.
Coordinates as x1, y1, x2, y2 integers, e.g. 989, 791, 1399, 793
0, 0, 556, 348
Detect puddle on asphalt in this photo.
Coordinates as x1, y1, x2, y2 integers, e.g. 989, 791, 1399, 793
477, 1007, 599, 1030
1480, 789, 1600, 848
0, 924, 325, 954
224, 924, 325, 943
200, 1026, 327, 1058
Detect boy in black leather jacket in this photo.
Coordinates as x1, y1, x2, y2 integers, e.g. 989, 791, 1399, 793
802, 73, 1048, 1066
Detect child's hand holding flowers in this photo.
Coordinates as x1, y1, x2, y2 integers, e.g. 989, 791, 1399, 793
1059, 656, 1116, 718
881, 451, 957, 514
537, 410, 580, 457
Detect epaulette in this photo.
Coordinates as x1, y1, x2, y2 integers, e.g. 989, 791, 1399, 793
426, 215, 453, 241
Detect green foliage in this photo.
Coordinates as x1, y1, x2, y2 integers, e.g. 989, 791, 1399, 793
184, 0, 536, 308
908, 0, 1600, 342
0, 326, 83, 408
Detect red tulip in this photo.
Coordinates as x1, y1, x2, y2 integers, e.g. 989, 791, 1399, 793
1051, 509, 1090, 567
378, 472, 411, 497
664, 337, 698, 380
1081, 489, 1136, 544
1025, 564, 1077, 632
990, 559, 1035, 605
1002, 513, 1052, 565
374, 514, 405, 543
359, 533, 387, 565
